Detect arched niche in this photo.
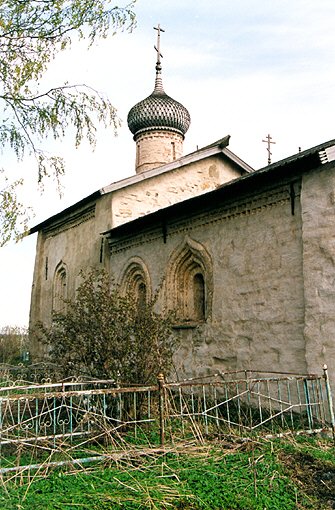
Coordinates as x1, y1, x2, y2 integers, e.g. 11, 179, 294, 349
166, 237, 213, 324
119, 257, 152, 308
52, 262, 68, 313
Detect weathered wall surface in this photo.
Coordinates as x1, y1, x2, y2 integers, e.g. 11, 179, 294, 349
111, 155, 242, 227
29, 154, 240, 336
135, 130, 184, 173
301, 163, 335, 378
30, 155, 335, 386
109, 179, 307, 379
29, 195, 111, 337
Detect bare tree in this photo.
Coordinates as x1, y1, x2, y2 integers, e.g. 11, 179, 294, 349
36, 269, 177, 385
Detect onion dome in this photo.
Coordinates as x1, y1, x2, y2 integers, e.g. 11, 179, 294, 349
127, 26, 191, 139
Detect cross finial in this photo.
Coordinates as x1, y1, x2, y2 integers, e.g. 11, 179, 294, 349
154, 24, 165, 70
262, 133, 276, 165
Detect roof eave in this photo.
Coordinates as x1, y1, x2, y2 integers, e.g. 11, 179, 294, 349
101, 135, 253, 195
29, 190, 101, 235
103, 138, 335, 239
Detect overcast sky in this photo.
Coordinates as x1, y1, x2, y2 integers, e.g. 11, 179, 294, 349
1, 0, 335, 329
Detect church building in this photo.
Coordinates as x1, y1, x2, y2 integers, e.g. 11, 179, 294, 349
29, 28, 335, 383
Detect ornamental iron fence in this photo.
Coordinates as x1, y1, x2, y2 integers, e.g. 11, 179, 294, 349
164, 368, 335, 440
0, 366, 334, 474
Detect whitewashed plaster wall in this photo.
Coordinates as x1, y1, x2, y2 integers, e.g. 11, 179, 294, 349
30, 160, 335, 387
111, 155, 242, 227
109, 179, 307, 380
30, 154, 241, 333
301, 163, 335, 379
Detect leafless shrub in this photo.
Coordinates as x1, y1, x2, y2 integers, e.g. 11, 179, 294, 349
33, 269, 177, 385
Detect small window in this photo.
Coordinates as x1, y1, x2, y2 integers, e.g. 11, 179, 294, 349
181, 268, 206, 322
171, 141, 176, 160
136, 143, 141, 167
137, 281, 147, 310
193, 273, 205, 321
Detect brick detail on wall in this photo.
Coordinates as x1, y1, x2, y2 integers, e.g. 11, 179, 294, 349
108, 182, 300, 255
135, 130, 184, 173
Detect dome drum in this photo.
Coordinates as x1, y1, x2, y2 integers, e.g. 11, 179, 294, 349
135, 130, 184, 173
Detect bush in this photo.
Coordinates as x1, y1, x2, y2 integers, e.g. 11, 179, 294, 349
0, 326, 28, 364
36, 269, 177, 385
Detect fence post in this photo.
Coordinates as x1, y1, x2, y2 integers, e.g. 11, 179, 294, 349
322, 364, 335, 443
157, 373, 165, 448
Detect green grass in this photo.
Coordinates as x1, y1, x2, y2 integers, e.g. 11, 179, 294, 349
1, 436, 334, 509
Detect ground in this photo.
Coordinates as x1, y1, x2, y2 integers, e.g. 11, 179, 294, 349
1, 435, 335, 509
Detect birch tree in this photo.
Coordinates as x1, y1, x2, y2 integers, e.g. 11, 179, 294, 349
0, 0, 136, 245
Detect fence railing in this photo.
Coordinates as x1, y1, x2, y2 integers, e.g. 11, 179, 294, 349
164, 368, 335, 440
0, 378, 157, 448
0, 366, 334, 454
0, 362, 86, 385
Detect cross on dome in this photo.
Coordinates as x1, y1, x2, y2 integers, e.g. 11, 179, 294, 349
127, 24, 191, 161
154, 24, 165, 72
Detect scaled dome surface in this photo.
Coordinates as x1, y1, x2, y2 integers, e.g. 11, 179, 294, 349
127, 86, 191, 138
127, 22, 191, 140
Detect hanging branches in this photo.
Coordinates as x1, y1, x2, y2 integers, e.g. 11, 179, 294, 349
0, 0, 136, 244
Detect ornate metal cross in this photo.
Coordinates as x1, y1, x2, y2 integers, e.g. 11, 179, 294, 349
154, 24, 165, 65
262, 133, 276, 165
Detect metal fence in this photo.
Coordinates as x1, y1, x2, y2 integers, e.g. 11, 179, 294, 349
164, 368, 335, 440
0, 366, 334, 454
0, 362, 63, 386
0, 379, 157, 448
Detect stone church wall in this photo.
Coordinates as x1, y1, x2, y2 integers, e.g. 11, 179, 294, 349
29, 195, 112, 336
301, 163, 335, 378
29, 153, 241, 336
111, 155, 242, 227
30, 158, 335, 383
109, 178, 307, 379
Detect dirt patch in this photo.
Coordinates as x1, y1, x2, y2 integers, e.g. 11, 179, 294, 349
280, 451, 335, 509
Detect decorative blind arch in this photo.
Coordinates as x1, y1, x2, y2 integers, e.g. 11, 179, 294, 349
166, 237, 213, 323
53, 262, 68, 313
119, 257, 152, 308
